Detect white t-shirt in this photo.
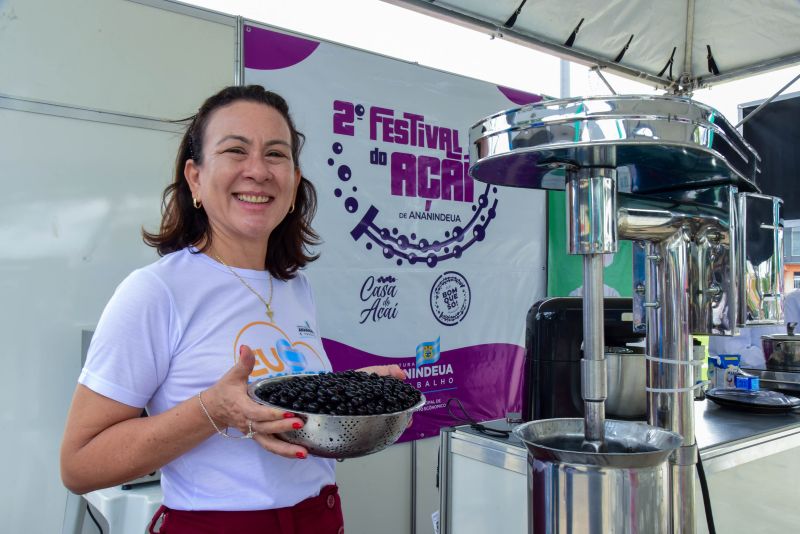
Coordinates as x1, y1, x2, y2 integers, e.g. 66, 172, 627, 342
784, 289, 800, 327
79, 248, 335, 511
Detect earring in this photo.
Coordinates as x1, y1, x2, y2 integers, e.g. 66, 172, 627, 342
193, 198, 202, 209
289, 203, 295, 214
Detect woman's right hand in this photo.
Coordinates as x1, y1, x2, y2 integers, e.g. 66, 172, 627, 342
200, 345, 309, 459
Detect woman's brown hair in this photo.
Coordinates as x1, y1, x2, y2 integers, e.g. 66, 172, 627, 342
143, 85, 319, 280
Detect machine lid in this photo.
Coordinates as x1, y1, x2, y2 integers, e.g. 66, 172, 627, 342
468, 95, 760, 194
762, 320, 798, 340
761, 334, 800, 342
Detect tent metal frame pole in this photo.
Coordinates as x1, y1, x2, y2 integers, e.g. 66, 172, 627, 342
591, 67, 618, 95
0, 93, 182, 133
235, 16, 244, 85
701, 55, 800, 86
124, 0, 236, 25
560, 59, 571, 98
679, 0, 696, 93
735, 71, 800, 129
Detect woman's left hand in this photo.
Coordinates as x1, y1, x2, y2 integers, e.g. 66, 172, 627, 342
357, 364, 407, 380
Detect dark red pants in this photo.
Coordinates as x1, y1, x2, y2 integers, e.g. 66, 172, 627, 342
148, 485, 344, 534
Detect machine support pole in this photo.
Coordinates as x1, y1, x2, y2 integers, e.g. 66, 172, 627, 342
646, 231, 697, 534
582, 253, 606, 446
566, 167, 618, 450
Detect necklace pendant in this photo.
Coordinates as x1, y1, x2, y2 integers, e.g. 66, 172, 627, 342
214, 253, 276, 322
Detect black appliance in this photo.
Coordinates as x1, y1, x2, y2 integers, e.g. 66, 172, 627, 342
522, 297, 642, 421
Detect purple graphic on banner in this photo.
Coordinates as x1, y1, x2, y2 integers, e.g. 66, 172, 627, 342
322, 338, 524, 442
243, 25, 320, 70
497, 85, 544, 106
415, 337, 441, 367
330, 100, 502, 268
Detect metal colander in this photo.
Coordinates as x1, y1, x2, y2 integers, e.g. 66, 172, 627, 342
247, 375, 426, 459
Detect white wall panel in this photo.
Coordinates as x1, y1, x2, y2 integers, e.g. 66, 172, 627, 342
337, 442, 413, 534
0, 2, 234, 532
415, 437, 441, 534
0, 0, 235, 119
0, 106, 179, 532
0, 1, 454, 532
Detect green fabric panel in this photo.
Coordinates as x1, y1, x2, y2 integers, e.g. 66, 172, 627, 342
547, 190, 633, 297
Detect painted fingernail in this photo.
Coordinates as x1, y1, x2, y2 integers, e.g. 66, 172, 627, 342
292, 422, 303, 429
295, 452, 307, 459
283, 412, 295, 419
239, 345, 245, 357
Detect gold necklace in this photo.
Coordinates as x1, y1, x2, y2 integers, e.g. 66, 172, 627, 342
214, 254, 275, 321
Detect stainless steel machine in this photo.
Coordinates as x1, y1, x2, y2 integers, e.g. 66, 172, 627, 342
468, 95, 784, 533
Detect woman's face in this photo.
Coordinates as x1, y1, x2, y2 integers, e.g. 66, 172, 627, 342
185, 100, 301, 251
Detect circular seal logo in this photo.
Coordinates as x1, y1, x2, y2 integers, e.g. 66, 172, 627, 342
430, 271, 471, 326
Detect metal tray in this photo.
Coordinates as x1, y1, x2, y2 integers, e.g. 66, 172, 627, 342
468, 95, 760, 194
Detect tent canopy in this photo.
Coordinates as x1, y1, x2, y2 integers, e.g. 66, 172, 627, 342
384, 0, 800, 92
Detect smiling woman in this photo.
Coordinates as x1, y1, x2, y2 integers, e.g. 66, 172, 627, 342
143, 86, 319, 279
59, 85, 404, 534
185, 102, 302, 268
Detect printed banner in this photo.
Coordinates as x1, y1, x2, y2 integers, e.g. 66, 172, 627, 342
243, 23, 547, 441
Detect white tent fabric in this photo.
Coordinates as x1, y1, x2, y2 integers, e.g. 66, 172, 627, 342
384, 0, 800, 91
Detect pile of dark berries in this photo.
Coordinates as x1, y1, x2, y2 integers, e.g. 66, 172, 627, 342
256, 370, 422, 415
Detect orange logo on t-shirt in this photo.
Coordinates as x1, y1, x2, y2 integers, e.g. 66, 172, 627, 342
233, 321, 324, 380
